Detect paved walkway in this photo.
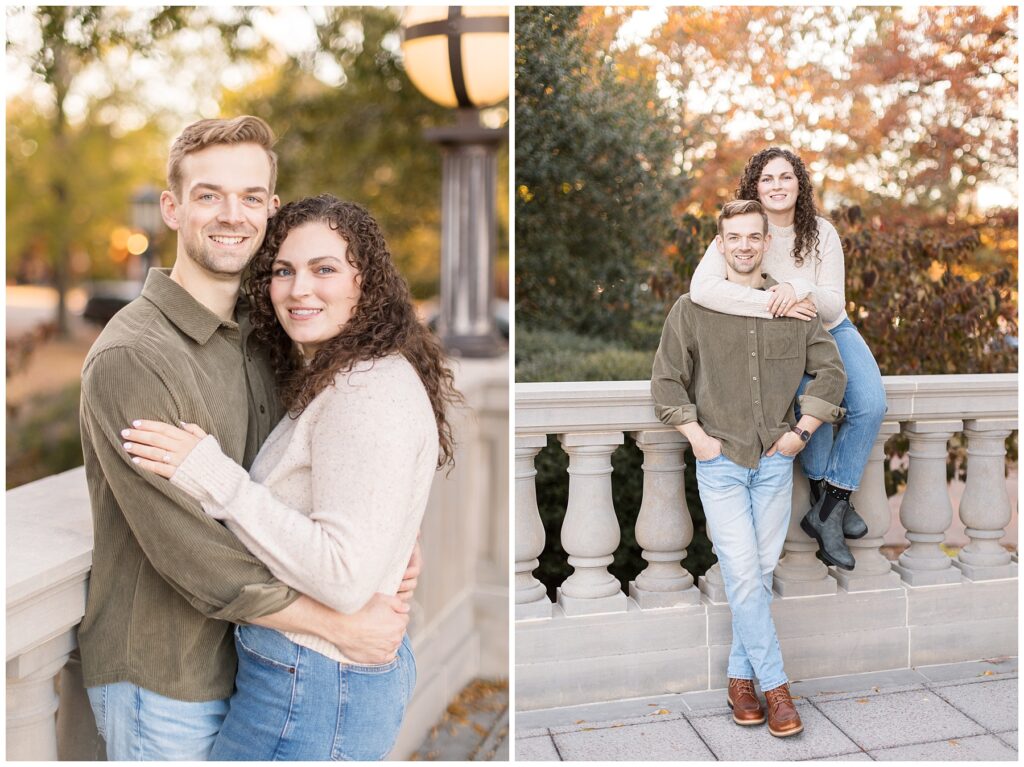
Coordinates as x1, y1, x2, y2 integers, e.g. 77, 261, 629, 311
515, 658, 1017, 761
412, 678, 509, 761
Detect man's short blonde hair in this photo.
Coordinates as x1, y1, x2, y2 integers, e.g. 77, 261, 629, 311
167, 116, 278, 200
717, 199, 769, 235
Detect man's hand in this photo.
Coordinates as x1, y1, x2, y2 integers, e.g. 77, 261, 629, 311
326, 593, 410, 664
766, 431, 806, 457
689, 431, 723, 462
397, 539, 422, 604
781, 297, 817, 321
766, 282, 798, 317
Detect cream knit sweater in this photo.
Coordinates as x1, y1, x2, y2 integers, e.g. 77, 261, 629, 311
690, 217, 848, 330
171, 353, 438, 663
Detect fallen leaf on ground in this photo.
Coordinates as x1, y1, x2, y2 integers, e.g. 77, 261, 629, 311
855, 698, 869, 704
948, 740, 960, 746
653, 709, 671, 715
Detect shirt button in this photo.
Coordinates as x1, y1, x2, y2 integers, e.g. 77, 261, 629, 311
751, 352, 757, 357
749, 330, 755, 334
754, 400, 760, 405
752, 376, 758, 381
260, 405, 266, 414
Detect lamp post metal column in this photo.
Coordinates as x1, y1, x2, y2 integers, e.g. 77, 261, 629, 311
131, 186, 162, 284
426, 111, 505, 356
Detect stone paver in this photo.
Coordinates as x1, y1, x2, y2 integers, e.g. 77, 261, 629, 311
688, 702, 859, 761
915, 658, 1017, 683
804, 682, 926, 702
515, 735, 561, 761
517, 694, 688, 730
549, 710, 685, 734
931, 678, 1018, 733
816, 752, 873, 760
552, 719, 714, 761
814, 689, 986, 750
868, 734, 1018, 761
790, 667, 925, 699
514, 662, 1018, 762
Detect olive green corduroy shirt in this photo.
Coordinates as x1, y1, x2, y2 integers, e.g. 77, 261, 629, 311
78, 269, 298, 702
651, 280, 847, 470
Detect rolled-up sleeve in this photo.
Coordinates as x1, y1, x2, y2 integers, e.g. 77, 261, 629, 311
651, 298, 698, 426
798, 318, 847, 424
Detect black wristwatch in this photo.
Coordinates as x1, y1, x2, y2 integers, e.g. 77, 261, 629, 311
791, 427, 811, 442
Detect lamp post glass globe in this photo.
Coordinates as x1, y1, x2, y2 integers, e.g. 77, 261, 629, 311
400, 6, 509, 110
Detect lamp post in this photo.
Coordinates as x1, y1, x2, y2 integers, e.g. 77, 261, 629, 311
401, 6, 509, 358
131, 186, 162, 284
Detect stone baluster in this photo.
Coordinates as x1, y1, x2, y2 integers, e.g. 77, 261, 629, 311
557, 432, 628, 616
892, 420, 963, 585
628, 430, 700, 608
515, 433, 553, 620
7, 632, 76, 760
834, 423, 903, 591
954, 419, 1018, 581
773, 461, 837, 596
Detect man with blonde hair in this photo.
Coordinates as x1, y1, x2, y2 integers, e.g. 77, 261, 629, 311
652, 199, 846, 738
79, 116, 416, 760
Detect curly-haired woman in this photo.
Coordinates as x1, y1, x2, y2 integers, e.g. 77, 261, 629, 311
121, 195, 460, 760
690, 147, 886, 571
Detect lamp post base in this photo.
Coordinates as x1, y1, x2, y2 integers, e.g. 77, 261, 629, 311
443, 331, 507, 359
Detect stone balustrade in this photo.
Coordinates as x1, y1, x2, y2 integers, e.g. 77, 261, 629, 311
7, 357, 508, 761
515, 375, 1017, 710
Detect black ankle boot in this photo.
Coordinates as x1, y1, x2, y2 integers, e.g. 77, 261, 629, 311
800, 493, 856, 570
809, 480, 868, 540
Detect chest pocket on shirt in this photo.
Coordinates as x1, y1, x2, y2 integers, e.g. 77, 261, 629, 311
763, 324, 800, 360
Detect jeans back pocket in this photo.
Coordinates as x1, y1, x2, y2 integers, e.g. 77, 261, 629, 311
332, 637, 414, 761
234, 625, 299, 673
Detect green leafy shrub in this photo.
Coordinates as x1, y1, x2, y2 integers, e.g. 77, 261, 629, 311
517, 329, 714, 597
7, 382, 83, 489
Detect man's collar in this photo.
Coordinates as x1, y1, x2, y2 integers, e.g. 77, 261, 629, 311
141, 268, 239, 345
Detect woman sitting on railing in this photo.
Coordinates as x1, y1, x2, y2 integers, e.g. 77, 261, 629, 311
689, 147, 887, 570
121, 195, 461, 760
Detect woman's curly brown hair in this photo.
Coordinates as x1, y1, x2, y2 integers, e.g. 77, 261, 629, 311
246, 194, 462, 470
737, 147, 821, 267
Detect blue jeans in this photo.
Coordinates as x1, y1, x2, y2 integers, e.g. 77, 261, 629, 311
697, 451, 793, 691
209, 625, 415, 761
796, 318, 887, 491
86, 681, 228, 760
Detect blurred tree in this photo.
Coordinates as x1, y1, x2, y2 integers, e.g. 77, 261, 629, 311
584, 7, 1017, 220
515, 6, 686, 341
6, 6, 197, 335
7, 100, 171, 285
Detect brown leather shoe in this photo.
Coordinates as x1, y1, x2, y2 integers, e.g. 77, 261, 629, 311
727, 678, 765, 726
764, 683, 803, 737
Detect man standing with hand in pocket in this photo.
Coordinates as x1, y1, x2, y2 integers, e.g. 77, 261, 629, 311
651, 199, 846, 738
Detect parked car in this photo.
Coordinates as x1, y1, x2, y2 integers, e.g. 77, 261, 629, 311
82, 281, 142, 326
